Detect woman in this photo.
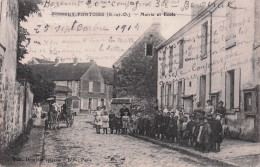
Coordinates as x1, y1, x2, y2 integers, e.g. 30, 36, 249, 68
35, 103, 42, 126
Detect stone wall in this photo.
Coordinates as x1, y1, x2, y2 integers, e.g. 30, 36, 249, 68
0, 82, 34, 150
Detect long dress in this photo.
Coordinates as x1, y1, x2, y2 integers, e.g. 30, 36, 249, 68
35, 107, 42, 126
122, 116, 129, 129
102, 115, 109, 128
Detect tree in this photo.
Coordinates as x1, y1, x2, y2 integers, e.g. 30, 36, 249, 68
115, 32, 164, 111
17, 0, 55, 103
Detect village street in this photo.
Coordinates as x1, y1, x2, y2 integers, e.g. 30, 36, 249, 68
40, 115, 217, 167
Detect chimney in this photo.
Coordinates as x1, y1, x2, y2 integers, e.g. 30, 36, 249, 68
191, 5, 206, 19
90, 59, 95, 64
73, 57, 78, 65
55, 57, 59, 66
151, 18, 161, 33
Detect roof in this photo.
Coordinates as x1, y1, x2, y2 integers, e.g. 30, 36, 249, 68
35, 58, 54, 64
113, 22, 165, 68
29, 62, 114, 84
55, 85, 72, 92
111, 98, 132, 104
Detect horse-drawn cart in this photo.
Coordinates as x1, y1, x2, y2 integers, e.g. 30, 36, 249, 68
46, 96, 74, 130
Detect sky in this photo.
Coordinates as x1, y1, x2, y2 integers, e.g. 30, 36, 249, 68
21, 0, 213, 67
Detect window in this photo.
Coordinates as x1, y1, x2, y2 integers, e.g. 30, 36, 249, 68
145, 43, 153, 56
167, 84, 172, 107
199, 75, 206, 107
73, 101, 79, 109
177, 81, 183, 107
225, 70, 237, 110
179, 39, 184, 68
161, 84, 165, 108
162, 50, 166, 76
169, 46, 173, 73
89, 81, 93, 93
101, 99, 105, 107
225, 69, 241, 111
101, 82, 105, 93
88, 98, 92, 109
67, 81, 72, 89
201, 21, 208, 58
244, 92, 252, 112
226, 1, 236, 49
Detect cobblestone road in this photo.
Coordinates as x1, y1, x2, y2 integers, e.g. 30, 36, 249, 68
41, 115, 218, 167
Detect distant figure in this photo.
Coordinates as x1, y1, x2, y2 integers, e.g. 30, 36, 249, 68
35, 103, 42, 126
122, 112, 130, 134
204, 100, 214, 116
108, 110, 116, 134
119, 104, 131, 117
102, 112, 109, 134
215, 101, 226, 125
96, 113, 102, 134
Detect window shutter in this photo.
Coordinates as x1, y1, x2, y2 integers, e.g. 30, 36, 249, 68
89, 81, 93, 93
234, 68, 241, 109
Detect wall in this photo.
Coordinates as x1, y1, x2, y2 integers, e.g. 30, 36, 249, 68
157, 0, 260, 141
80, 63, 112, 110
0, 82, 34, 150
0, 0, 19, 150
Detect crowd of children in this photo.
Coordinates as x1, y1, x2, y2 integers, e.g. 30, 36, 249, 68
93, 101, 226, 153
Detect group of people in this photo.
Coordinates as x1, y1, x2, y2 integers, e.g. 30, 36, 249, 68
93, 100, 226, 153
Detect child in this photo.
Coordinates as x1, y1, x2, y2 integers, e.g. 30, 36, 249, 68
102, 112, 109, 134
115, 113, 122, 134
122, 112, 130, 134
93, 112, 98, 128
96, 113, 102, 134
109, 110, 116, 134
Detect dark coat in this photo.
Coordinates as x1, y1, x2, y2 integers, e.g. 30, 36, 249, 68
210, 119, 223, 143
167, 117, 178, 137
187, 120, 196, 137
215, 107, 226, 118
119, 107, 131, 117
109, 113, 116, 128
201, 122, 212, 144
115, 116, 122, 129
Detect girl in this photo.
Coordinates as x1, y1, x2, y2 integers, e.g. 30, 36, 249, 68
102, 112, 109, 134
96, 113, 102, 134
122, 112, 130, 134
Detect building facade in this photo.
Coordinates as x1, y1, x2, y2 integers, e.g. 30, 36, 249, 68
30, 58, 114, 112
113, 22, 165, 110
157, 0, 260, 142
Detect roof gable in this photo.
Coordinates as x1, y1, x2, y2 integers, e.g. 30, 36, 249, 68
113, 23, 165, 68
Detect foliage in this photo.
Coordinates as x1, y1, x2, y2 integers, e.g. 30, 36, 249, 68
17, 0, 41, 61
115, 32, 164, 108
17, 62, 55, 103
16, 0, 54, 103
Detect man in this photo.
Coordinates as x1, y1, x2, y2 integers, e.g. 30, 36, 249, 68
215, 101, 226, 125
119, 104, 131, 117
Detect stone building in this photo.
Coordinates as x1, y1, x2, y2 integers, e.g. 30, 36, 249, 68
0, 0, 34, 149
113, 22, 165, 110
30, 58, 114, 112
157, 0, 260, 142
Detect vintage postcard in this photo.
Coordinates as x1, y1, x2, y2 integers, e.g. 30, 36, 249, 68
0, 0, 259, 166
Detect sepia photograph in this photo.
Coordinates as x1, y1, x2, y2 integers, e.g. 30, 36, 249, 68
0, 0, 260, 166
